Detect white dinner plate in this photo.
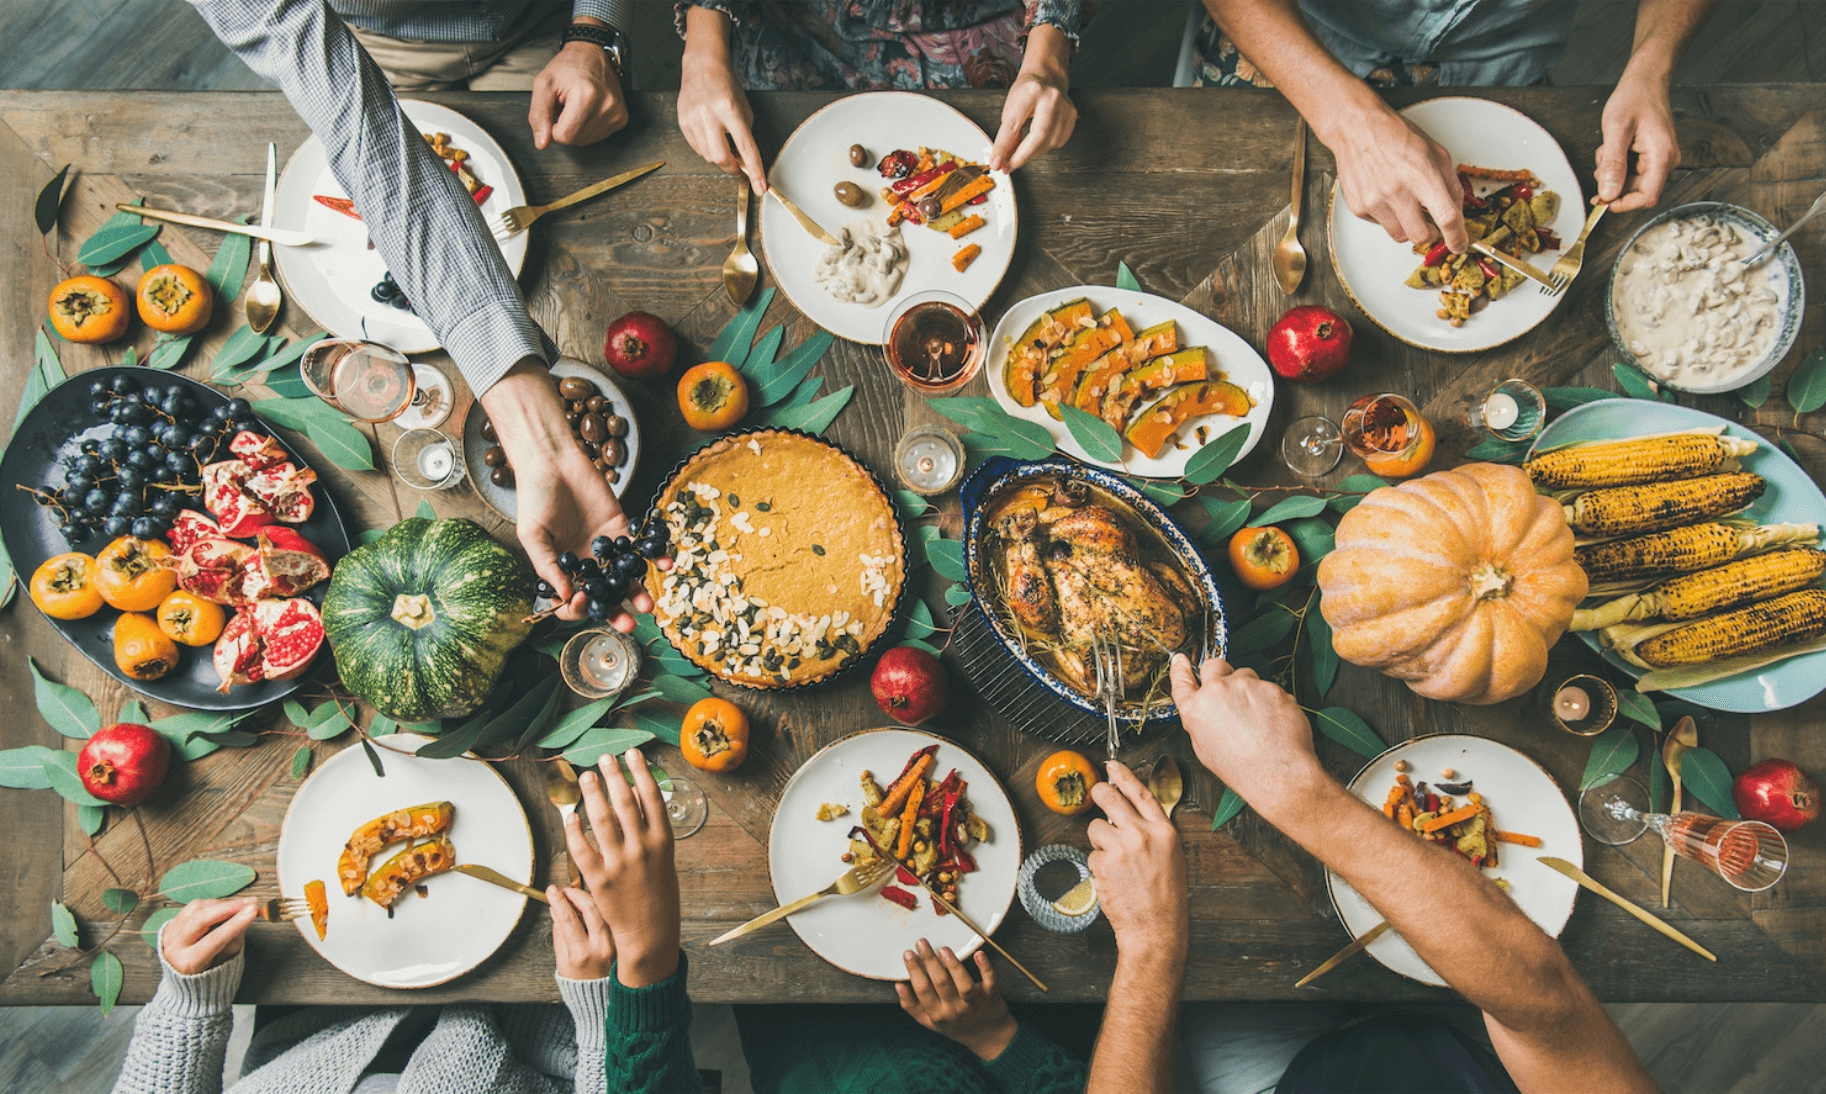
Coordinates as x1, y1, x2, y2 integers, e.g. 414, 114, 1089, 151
1328, 97, 1585, 354
769, 728, 1022, 980
1325, 735, 1581, 987
761, 92, 1017, 344
986, 286, 1274, 477
464, 358, 642, 516
275, 733, 534, 989
272, 100, 529, 355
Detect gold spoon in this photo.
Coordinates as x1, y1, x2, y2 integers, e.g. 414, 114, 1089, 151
723, 177, 758, 307
1661, 716, 1698, 907
1271, 118, 1308, 296
245, 142, 283, 334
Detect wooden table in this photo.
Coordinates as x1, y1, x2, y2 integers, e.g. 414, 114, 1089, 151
2, 87, 1824, 1007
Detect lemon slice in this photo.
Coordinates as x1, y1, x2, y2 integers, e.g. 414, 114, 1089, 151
1051, 877, 1096, 917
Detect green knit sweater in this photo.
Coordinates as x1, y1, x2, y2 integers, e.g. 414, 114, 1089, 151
605, 954, 1088, 1094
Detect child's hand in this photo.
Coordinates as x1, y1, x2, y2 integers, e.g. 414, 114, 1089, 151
162, 897, 257, 975
897, 939, 1018, 1061
548, 886, 616, 980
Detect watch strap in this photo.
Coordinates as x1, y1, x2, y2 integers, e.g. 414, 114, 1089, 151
561, 22, 627, 79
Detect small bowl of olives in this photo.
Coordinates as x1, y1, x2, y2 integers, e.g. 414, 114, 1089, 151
463, 357, 641, 521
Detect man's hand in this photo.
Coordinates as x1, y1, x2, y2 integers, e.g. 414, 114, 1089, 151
1086, 761, 1187, 956
1170, 654, 1323, 812
897, 939, 1018, 1061
479, 358, 655, 629
549, 885, 617, 979
530, 39, 629, 149
161, 896, 258, 975
678, 8, 765, 193
1595, 68, 1679, 213
564, 747, 682, 987
989, 25, 1077, 172
1328, 105, 1467, 252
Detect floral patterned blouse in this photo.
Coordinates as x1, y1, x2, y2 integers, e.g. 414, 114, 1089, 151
676, 0, 1082, 91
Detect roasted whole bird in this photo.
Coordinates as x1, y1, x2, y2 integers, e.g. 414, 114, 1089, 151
990, 480, 1198, 700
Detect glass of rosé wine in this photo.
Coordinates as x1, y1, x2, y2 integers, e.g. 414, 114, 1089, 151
1580, 775, 1788, 892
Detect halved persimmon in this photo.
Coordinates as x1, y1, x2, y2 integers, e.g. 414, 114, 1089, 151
136, 264, 213, 335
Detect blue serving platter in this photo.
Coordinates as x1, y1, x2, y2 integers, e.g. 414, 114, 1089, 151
1531, 399, 1826, 712
958, 456, 1227, 728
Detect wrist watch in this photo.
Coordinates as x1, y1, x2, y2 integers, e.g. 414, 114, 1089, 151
561, 22, 628, 82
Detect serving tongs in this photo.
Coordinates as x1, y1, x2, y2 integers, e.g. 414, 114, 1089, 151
1090, 632, 1123, 759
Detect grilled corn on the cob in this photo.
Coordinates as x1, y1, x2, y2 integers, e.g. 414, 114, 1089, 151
1633, 588, 1826, 668
1564, 473, 1765, 537
1574, 521, 1820, 585
1574, 548, 1826, 629
1525, 433, 1757, 490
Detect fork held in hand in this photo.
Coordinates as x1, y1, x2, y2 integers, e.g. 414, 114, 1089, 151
255, 897, 311, 923
1091, 633, 1123, 760
1543, 201, 1607, 294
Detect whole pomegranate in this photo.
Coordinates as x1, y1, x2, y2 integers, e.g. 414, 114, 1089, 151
1266, 305, 1353, 383
603, 311, 677, 381
78, 722, 170, 805
1733, 759, 1820, 832
871, 646, 948, 726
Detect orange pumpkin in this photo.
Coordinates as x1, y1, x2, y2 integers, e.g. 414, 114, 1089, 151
676, 362, 749, 432
114, 612, 180, 681
680, 697, 749, 772
48, 276, 131, 343
1036, 749, 1099, 815
136, 264, 213, 335
1317, 463, 1587, 705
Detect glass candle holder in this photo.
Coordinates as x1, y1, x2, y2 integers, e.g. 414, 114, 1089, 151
391, 428, 466, 491
894, 425, 966, 496
559, 626, 643, 701
1468, 378, 1547, 443
1545, 673, 1617, 736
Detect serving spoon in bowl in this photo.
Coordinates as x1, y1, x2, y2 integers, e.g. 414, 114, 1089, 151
1741, 189, 1826, 267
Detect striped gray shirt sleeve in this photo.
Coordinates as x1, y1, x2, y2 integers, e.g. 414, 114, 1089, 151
187, 0, 550, 395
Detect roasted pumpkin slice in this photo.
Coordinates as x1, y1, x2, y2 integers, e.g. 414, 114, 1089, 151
1103, 347, 1209, 430
1124, 380, 1253, 459
303, 879, 329, 941
361, 835, 457, 907
1003, 298, 1091, 406
1070, 320, 1177, 416
337, 801, 455, 895
1039, 310, 1133, 419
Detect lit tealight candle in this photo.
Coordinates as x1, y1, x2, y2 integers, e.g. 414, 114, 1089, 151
417, 440, 454, 481
1554, 685, 1591, 722
1483, 391, 1520, 432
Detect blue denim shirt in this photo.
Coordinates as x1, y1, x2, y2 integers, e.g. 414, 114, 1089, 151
1298, 0, 1577, 86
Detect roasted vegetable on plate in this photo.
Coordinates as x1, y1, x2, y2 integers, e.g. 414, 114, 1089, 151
1382, 772, 1536, 869
846, 744, 991, 915
1404, 165, 1560, 326
362, 835, 458, 908
1524, 430, 1759, 490
337, 801, 454, 896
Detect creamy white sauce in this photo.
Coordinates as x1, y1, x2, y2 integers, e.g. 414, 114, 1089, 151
1612, 214, 1786, 387
813, 220, 907, 307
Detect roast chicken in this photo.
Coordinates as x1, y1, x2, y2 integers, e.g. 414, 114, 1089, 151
993, 486, 1196, 697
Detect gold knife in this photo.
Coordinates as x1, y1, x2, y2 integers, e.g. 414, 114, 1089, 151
900, 868, 1048, 992
118, 203, 317, 247
1470, 241, 1559, 291
1296, 920, 1390, 988
454, 863, 549, 905
1537, 856, 1715, 961
768, 187, 841, 246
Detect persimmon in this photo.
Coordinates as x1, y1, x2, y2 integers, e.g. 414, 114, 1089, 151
30, 552, 104, 620
95, 536, 177, 612
680, 696, 749, 772
157, 590, 226, 646
114, 611, 179, 681
48, 276, 131, 343
1365, 415, 1436, 479
676, 361, 749, 432
136, 264, 213, 335
1036, 749, 1099, 816
1228, 526, 1300, 591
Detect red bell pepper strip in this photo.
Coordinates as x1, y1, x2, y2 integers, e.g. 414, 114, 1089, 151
952, 846, 977, 874
1536, 227, 1561, 250
966, 192, 989, 206
1474, 257, 1501, 281
1512, 184, 1533, 201
313, 194, 362, 221
891, 161, 956, 199
1423, 242, 1451, 267
471, 185, 493, 206
895, 866, 918, 885
1458, 174, 1485, 211
880, 885, 918, 909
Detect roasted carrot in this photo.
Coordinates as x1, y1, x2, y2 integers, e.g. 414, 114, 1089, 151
895, 778, 926, 860
1494, 830, 1542, 847
947, 214, 985, 240
879, 750, 936, 817
952, 244, 982, 273
940, 174, 995, 214
1419, 802, 1482, 834
1382, 783, 1408, 818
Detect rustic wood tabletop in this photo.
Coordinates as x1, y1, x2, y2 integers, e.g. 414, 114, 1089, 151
1, 87, 1823, 1007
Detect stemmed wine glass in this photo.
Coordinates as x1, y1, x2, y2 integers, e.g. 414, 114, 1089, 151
1282, 415, 1343, 477
1579, 776, 1788, 892
301, 338, 451, 427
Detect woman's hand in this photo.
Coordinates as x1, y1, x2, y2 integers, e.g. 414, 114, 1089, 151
678, 7, 766, 193
897, 939, 1018, 1061
549, 885, 617, 979
161, 896, 258, 975
1596, 66, 1680, 213
1325, 102, 1467, 252
565, 747, 681, 987
989, 24, 1077, 172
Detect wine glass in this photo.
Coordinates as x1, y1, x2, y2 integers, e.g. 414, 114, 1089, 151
883, 290, 985, 394
662, 777, 709, 839
1282, 415, 1343, 477
1579, 776, 1788, 892
301, 338, 449, 426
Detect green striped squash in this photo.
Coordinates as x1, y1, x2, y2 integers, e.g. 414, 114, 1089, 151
322, 517, 535, 721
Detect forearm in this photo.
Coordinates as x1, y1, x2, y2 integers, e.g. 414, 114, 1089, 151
1201, 0, 1386, 148
556, 974, 612, 1094
604, 952, 698, 1094
1087, 945, 1185, 1094
682, 4, 735, 66
1625, 0, 1714, 81
110, 942, 242, 1094
1020, 23, 1072, 81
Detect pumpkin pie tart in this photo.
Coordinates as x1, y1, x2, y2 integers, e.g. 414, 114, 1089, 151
649, 430, 906, 688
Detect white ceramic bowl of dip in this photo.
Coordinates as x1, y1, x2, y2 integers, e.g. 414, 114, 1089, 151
1605, 201, 1803, 395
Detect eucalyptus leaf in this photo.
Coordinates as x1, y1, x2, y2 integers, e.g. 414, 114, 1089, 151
1115, 261, 1142, 292
1304, 590, 1337, 699
204, 220, 253, 302
944, 582, 973, 607
78, 805, 106, 835
959, 431, 1024, 461
778, 375, 823, 410
257, 363, 313, 399
1777, 435, 1802, 462
36, 327, 66, 385
538, 698, 618, 749
1463, 437, 1530, 465
1130, 477, 1190, 506
290, 746, 312, 779
649, 674, 712, 705
1196, 497, 1252, 545
119, 345, 137, 368
249, 331, 326, 377
755, 330, 834, 406
143, 239, 174, 270
562, 725, 656, 767
970, 410, 1056, 459
904, 599, 937, 640
1787, 348, 1826, 414
512, 681, 568, 753
1327, 473, 1389, 513
1543, 386, 1616, 409
705, 287, 774, 365
102, 888, 139, 915
900, 638, 941, 656
251, 397, 329, 432
40, 750, 106, 806
368, 713, 397, 737
362, 737, 386, 776
119, 699, 147, 725
924, 396, 1005, 433
1613, 362, 1672, 403
628, 706, 682, 746
1617, 688, 1661, 730
1649, 747, 1670, 813
92, 951, 123, 1017
13, 366, 48, 437
145, 333, 194, 371
1283, 516, 1335, 563
78, 220, 160, 267
1209, 786, 1245, 829
304, 416, 375, 471
138, 908, 180, 950
283, 699, 310, 727
1183, 425, 1252, 485
34, 163, 70, 236
0, 746, 58, 789
1228, 608, 1297, 655
31, 658, 99, 738
1248, 495, 1328, 527
1059, 404, 1124, 462
306, 701, 353, 741
739, 324, 785, 381
475, 676, 562, 749
158, 859, 256, 902
1314, 707, 1384, 758
758, 385, 855, 434
1580, 723, 1641, 790
0, 540, 15, 611
209, 324, 273, 379
1736, 374, 1773, 410
150, 711, 245, 761
416, 498, 436, 521
895, 490, 932, 517
1678, 748, 1740, 819
925, 538, 967, 581
52, 901, 79, 947
649, 648, 708, 678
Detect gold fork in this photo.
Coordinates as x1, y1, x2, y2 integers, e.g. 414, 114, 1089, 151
710, 859, 895, 945
254, 897, 312, 923
489, 161, 663, 242
1543, 201, 1608, 294
1091, 632, 1123, 759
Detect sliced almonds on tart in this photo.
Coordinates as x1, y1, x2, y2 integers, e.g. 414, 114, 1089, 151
649, 430, 907, 688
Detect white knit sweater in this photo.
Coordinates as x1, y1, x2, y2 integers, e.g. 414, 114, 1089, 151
111, 927, 610, 1094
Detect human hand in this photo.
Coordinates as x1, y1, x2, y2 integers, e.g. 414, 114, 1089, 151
989, 25, 1076, 172
1087, 760, 1187, 958
897, 939, 1018, 1061
1170, 655, 1325, 815
530, 40, 629, 149
1595, 68, 1679, 213
678, 45, 765, 193
1328, 105, 1467, 252
565, 747, 681, 987
479, 359, 657, 628
161, 896, 257, 975
549, 885, 617, 979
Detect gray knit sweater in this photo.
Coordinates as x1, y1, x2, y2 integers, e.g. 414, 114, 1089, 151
111, 926, 610, 1094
